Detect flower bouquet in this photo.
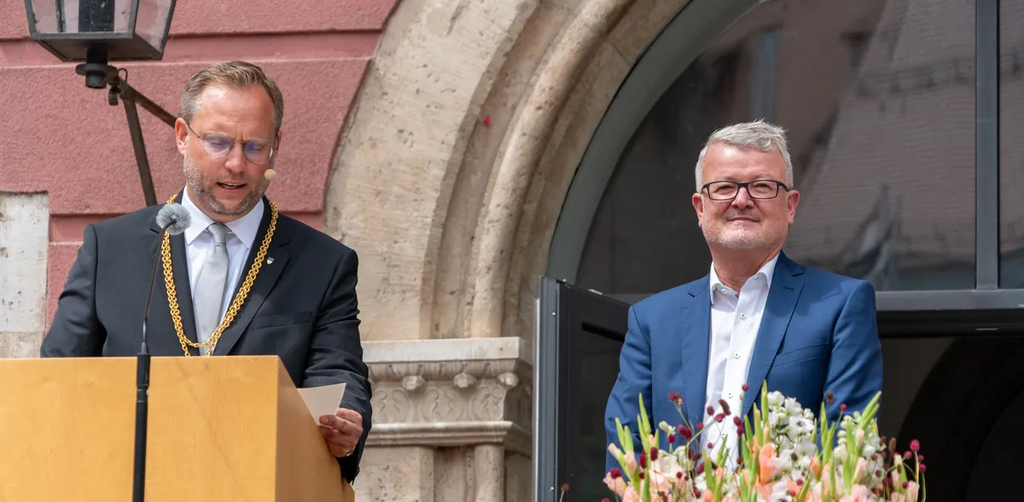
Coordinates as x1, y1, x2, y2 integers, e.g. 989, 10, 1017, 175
604, 383, 925, 501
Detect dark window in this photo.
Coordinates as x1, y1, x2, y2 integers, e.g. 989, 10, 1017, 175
577, 0, 978, 294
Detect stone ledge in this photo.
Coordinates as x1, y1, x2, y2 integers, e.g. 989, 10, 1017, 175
363, 338, 532, 454
366, 421, 531, 457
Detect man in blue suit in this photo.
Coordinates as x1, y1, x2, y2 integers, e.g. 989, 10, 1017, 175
604, 121, 882, 471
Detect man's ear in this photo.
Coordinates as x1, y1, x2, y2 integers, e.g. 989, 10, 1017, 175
692, 191, 704, 228
174, 118, 189, 154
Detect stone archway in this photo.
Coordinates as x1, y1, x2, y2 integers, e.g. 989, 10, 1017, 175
322, 0, 696, 499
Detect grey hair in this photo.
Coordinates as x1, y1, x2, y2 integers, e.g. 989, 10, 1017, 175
694, 120, 794, 192
180, 61, 284, 132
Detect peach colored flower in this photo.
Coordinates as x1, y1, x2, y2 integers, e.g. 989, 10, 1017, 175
702, 489, 713, 502
907, 481, 920, 502
622, 486, 641, 502
839, 484, 870, 502
854, 457, 868, 482
648, 470, 672, 497
810, 457, 822, 479
608, 444, 622, 460
602, 472, 627, 496
758, 443, 777, 483
786, 477, 801, 496
754, 481, 772, 501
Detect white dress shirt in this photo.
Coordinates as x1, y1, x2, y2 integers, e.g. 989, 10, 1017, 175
181, 189, 263, 324
702, 252, 780, 462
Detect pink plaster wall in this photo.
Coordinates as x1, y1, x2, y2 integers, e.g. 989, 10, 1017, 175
0, 0, 399, 329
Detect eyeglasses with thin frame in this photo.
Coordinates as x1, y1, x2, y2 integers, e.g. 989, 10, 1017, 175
701, 179, 790, 200
184, 122, 276, 165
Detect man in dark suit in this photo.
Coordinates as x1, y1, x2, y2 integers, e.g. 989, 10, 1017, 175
41, 61, 371, 483
604, 121, 882, 472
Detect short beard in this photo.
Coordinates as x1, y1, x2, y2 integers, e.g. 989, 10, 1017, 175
183, 151, 270, 217
702, 224, 771, 250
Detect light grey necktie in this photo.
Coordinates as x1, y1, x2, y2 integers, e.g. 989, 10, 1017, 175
195, 223, 229, 355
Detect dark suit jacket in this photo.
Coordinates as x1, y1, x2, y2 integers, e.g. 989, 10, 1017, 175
41, 195, 372, 483
604, 252, 883, 472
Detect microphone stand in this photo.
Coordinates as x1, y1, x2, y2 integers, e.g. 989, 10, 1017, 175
134, 219, 175, 502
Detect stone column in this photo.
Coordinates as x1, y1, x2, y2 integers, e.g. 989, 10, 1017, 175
0, 193, 49, 358
359, 338, 531, 501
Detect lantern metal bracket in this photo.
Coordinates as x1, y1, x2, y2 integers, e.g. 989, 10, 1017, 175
76, 50, 176, 207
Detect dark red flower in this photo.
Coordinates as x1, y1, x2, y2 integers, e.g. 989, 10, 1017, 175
826, 392, 835, 405
742, 384, 750, 392
695, 463, 705, 475
736, 425, 745, 435
839, 403, 847, 412
561, 483, 569, 492
639, 452, 647, 469
918, 454, 925, 462
919, 464, 926, 473
668, 434, 676, 444
696, 422, 704, 432
719, 399, 731, 416
650, 447, 659, 461
707, 442, 714, 449
715, 413, 725, 423
676, 471, 683, 479
638, 471, 645, 480
904, 451, 911, 460
910, 439, 920, 452
669, 392, 684, 405
678, 425, 693, 440
707, 405, 715, 415
610, 468, 622, 479
733, 416, 743, 427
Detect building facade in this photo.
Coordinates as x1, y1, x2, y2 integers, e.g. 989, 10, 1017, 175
2, 0, 1022, 500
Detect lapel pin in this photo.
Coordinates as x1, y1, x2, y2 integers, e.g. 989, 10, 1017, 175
266, 257, 275, 265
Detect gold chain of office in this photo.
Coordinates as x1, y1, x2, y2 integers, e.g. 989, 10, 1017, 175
162, 194, 278, 356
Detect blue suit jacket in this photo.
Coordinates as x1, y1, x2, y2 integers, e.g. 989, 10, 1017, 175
604, 252, 882, 471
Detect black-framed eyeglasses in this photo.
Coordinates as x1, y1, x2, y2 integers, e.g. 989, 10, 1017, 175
184, 122, 276, 165
701, 179, 790, 200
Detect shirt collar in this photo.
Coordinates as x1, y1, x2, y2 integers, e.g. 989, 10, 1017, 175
181, 188, 264, 250
708, 252, 781, 305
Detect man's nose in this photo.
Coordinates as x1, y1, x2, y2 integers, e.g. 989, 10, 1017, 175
223, 144, 246, 172
731, 186, 755, 208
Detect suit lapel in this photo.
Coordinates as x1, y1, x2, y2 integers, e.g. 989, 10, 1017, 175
741, 253, 804, 416
681, 278, 711, 427
212, 200, 290, 355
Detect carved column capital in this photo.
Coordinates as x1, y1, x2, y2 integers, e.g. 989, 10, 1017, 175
362, 338, 532, 456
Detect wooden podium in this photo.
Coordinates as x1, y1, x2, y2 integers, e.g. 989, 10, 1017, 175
0, 356, 355, 501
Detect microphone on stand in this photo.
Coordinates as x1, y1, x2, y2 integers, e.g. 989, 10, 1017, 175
133, 203, 190, 502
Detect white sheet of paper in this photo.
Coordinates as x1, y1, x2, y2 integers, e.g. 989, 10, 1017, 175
297, 383, 347, 424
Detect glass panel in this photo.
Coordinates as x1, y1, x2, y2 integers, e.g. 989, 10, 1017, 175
1000, 1, 1024, 288
136, 0, 174, 51
27, 0, 58, 34
29, 0, 131, 34
576, 0, 976, 294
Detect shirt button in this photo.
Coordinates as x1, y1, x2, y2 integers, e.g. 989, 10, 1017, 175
733, 353, 740, 359
727, 392, 734, 398
740, 313, 746, 319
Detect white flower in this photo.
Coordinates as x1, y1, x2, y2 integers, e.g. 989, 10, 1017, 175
833, 444, 848, 463
768, 392, 785, 407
